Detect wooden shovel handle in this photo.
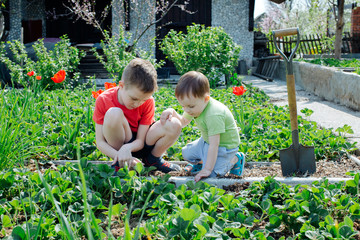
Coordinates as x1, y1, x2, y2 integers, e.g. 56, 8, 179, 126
273, 28, 298, 38
286, 74, 298, 132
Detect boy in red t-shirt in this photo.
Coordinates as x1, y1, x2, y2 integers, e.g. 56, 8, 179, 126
93, 58, 182, 173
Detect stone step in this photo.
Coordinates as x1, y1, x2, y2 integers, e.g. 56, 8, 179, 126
79, 65, 108, 73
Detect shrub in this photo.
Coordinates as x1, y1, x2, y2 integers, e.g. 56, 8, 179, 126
0, 36, 85, 90
160, 24, 242, 87
93, 26, 163, 82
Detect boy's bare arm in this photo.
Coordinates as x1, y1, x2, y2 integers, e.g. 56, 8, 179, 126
95, 123, 118, 159
95, 123, 147, 158
160, 108, 191, 127
194, 134, 220, 182
124, 124, 148, 152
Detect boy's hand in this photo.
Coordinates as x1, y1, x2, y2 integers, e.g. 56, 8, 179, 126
194, 169, 212, 182
113, 157, 143, 170
160, 109, 173, 125
113, 144, 132, 166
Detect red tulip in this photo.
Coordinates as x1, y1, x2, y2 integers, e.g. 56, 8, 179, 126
104, 82, 117, 90
27, 71, 35, 76
92, 89, 104, 99
232, 86, 247, 96
36, 76, 42, 80
51, 70, 66, 83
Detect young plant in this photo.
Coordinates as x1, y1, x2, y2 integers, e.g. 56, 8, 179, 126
92, 27, 163, 82
232, 85, 256, 138
0, 36, 85, 90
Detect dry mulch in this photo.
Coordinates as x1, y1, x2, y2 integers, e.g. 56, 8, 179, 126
157, 155, 360, 179
26, 155, 360, 181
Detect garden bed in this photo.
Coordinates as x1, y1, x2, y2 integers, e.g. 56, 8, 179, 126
51, 154, 360, 188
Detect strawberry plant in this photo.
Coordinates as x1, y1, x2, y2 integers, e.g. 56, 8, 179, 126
1, 162, 360, 239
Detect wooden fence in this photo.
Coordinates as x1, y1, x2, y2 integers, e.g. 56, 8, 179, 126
267, 32, 360, 55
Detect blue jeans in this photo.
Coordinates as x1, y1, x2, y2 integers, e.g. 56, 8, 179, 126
182, 137, 238, 177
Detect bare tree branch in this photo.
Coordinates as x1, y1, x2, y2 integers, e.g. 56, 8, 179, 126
65, 0, 190, 52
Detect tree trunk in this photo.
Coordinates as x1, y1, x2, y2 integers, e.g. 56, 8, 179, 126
334, 0, 344, 59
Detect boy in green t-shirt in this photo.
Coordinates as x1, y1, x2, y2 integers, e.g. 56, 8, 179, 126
160, 71, 245, 182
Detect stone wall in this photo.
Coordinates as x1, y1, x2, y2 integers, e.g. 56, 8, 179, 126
212, 0, 254, 67
275, 61, 360, 111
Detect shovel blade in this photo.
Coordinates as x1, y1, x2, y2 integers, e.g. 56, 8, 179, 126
280, 144, 316, 176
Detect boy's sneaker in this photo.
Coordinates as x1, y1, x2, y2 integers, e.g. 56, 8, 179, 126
144, 156, 181, 173
184, 163, 202, 175
230, 152, 245, 176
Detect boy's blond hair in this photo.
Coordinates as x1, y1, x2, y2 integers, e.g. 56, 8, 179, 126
175, 71, 210, 99
122, 58, 158, 93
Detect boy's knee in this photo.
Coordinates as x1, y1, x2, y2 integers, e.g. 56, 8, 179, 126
182, 146, 190, 160
104, 107, 126, 127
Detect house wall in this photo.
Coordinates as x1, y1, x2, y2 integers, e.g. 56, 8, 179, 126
8, 0, 21, 41
22, 0, 46, 38
8, 0, 253, 65
8, 0, 46, 41
112, 0, 155, 52
351, 7, 360, 52
212, 0, 254, 67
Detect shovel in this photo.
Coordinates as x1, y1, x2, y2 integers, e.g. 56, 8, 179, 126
272, 28, 316, 176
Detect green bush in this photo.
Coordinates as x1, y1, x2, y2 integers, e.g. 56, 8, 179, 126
160, 24, 242, 87
0, 36, 85, 90
93, 26, 163, 82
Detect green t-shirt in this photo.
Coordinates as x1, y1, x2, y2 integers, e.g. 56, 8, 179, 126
184, 98, 240, 149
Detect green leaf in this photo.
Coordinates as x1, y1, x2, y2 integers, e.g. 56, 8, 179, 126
305, 230, 324, 240
261, 199, 271, 211
2, 215, 12, 228
123, 218, 132, 240
268, 215, 281, 228
219, 194, 234, 209
134, 162, 143, 175
324, 215, 334, 225
180, 208, 196, 222
195, 224, 207, 236
79, 158, 88, 169
343, 216, 354, 228
111, 203, 126, 216
339, 225, 354, 238
346, 179, 357, 188
11, 226, 26, 240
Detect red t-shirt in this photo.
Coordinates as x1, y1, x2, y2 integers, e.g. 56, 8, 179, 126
92, 87, 155, 132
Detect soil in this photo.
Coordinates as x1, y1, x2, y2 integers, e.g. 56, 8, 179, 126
155, 155, 360, 179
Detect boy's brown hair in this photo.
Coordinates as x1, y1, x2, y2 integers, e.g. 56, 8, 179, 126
122, 58, 158, 93
175, 71, 210, 99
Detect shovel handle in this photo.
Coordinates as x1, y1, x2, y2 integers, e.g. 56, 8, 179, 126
286, 74, 298, 133
273, 28, 298, 38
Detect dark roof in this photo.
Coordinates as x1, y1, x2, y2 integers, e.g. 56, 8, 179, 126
269, 0, 286, 3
